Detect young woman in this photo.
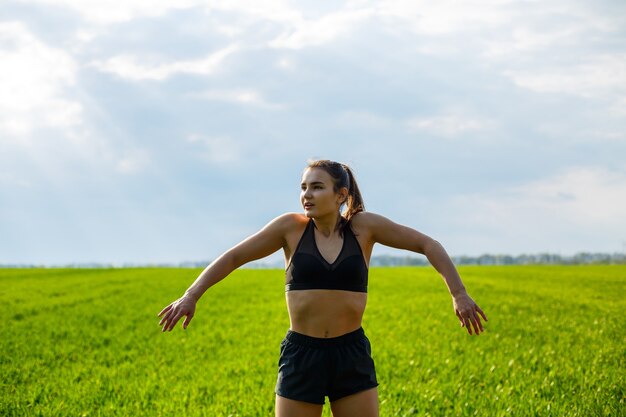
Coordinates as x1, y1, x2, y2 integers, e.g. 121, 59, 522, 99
158, 159, 488, 417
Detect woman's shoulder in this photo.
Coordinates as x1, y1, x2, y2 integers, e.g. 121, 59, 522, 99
349, 211, 399, 234
346, 211, 381, 238
348, 211, 380, 227
277, 212, 310, 228
257, 213, 308, 242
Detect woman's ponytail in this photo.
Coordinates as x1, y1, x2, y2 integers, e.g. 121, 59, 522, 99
340, 163, 365, 222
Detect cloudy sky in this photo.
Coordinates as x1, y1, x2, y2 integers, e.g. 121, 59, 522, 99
1, 0, 625, 266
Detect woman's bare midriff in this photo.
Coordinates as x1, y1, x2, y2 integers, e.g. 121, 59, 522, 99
286, 289, 367, 338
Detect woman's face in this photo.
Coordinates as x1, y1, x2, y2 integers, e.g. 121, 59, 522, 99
300, 168, 346, 217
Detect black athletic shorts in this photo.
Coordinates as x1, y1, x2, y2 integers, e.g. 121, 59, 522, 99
274, 327, 379, 405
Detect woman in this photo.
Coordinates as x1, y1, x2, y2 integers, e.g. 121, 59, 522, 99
158, 159, 488, 417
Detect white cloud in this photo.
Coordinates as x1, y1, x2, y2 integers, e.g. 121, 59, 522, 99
515, 167, 626, 223
536, 123, 626, 143
335, 110, 392, 129
609, 97, 626, 117
15, 0, 303, 26
375, 0, 514, 36
89, 44, 240, 81
186, 134, 242, 165
0, 172, 32, 188
275, 57, 296, 71
503, 54, 626, 99
425, 166, 626, 254
269, 8, 374, 49
209, 0, 301, 24
373, 0, 626, 110
187, 88, 285, 110
452, 166, 626, 233
0, 21, 150, 180
406, 113, 495, 138
0, 21, 82, 137
16, 0, 199, 24
482, 26, 581, 58
115, 149, 151, 174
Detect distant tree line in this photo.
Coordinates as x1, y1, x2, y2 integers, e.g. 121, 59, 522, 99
2, 252, 625, 268
451, 252, 626, 265
371, 252, 626, 266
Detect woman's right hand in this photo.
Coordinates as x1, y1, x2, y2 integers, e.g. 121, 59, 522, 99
157, 295, 197, 332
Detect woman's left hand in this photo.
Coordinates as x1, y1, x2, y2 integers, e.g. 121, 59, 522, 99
452, 293, 488, 335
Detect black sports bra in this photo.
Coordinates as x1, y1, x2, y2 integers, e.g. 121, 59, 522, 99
285, 217, 369, 292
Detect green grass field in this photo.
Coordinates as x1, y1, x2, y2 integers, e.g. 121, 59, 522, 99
1, 265, 624, 416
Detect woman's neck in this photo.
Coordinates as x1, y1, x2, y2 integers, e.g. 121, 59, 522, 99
311, 213, 343, 237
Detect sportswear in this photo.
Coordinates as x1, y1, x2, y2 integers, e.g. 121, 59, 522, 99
274, 327, 378, 404
285, 217, 368, 292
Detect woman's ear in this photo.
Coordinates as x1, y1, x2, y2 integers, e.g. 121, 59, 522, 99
338, 187, 349, 204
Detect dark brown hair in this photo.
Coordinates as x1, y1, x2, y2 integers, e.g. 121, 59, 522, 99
305, 159, 365, 235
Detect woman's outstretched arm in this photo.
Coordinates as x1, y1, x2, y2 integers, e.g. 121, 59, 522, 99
362, 212, 488, 335
157, 213, 293, 332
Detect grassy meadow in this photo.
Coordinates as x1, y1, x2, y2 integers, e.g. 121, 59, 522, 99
1, 265, 624, 416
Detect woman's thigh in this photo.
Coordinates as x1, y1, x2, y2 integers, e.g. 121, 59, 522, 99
329, 387, 379, 417
275, 394, 324, 417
